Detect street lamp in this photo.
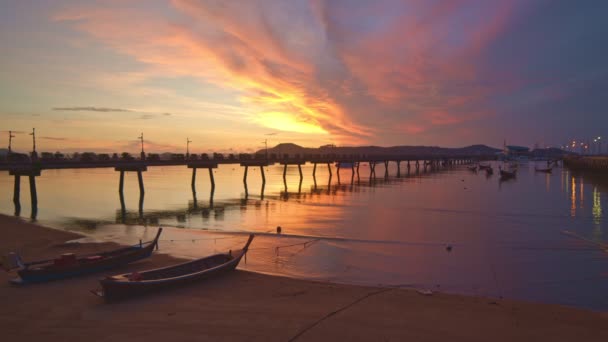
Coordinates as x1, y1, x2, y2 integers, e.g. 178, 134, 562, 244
8, 130, 15, 154
138, 133, 145, 160
29, 128, 38, 160
186, 138, 192, 159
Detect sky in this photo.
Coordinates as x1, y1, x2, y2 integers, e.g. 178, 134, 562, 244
1, 0, 607, 153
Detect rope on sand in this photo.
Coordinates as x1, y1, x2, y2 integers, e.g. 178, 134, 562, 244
287, 287, 393, 342
249, 238, 320, 254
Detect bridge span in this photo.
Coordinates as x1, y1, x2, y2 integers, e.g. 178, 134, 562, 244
1, 153, 484, 219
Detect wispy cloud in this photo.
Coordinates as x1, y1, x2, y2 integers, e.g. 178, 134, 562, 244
52, 106, 172, 120
52, 106, 132, 112
40, 136, 68, 141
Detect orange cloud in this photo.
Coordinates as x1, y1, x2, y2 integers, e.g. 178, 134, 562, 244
53, 0, 518, 146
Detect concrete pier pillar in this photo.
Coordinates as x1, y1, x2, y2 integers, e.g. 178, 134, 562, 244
208, 168, 215, 190
351, 163, 355, 184
369, 162, 376, 180
137, 170, 145, 196
138, 192, 144, 219
191, 168, 197, 194
356, 162, 360, 183
118, 171, 125, 195
327, 163, 332, 177
13, 175, 20, 207
260, 182, 265, 200
298, 164, 303, 182
243, 166, 249, 198
397, 161, 401, 178
312, 163, 317, 189
336, 163, 341, 184
384, 161, 389, 179
29, 175, 38, 211
260, 166, 266, 184
283, 164, 288, 192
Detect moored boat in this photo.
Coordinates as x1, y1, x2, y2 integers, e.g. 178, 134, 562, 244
499, 169, 517, 179
535, 167, 552, 173
485, 167, 494, 175
467, 165, 478, 172
478, 164, 491, 170
93, 234, 254, 301
5, 228, 163, 285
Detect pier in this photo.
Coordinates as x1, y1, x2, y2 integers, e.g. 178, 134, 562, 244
564, 156, 608, 171
1, 154, 483, 218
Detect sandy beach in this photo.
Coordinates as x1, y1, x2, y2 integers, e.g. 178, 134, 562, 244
1, 214, 607, 341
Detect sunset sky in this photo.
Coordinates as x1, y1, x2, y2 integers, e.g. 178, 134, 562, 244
1, 0, 607, 153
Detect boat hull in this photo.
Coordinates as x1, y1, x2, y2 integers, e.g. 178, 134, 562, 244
10, 228, 162, 285
13, 248, 154, 284
99, 253, 243, 301
96, 235, 254, 302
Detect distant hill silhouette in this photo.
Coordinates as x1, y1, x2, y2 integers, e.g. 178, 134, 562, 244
256, 143, 501, 157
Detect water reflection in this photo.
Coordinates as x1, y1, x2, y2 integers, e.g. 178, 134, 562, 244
592, 186, 603, 242
3, 162, 608, 310
570, 175, 576, 217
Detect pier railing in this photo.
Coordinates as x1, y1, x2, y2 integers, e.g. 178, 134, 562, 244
0, 153, 494, 171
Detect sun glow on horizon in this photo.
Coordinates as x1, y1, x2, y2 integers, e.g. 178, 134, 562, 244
255, 112, 328, 135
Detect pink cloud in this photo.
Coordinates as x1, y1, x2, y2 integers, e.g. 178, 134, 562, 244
53, 0, 521, 146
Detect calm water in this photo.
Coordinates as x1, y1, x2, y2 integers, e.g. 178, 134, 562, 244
2, 162, 607, 310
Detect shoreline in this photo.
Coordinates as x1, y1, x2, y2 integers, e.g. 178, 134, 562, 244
1, 214, 607, 341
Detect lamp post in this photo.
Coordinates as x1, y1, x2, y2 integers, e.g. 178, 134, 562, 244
138, 133, 145, 160
8, 130, 15, 154
29, 128, 37, 160
186, 138, 192, 159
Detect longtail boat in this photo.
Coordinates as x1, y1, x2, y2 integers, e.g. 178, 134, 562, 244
499, 169, 517, 179
5, 228, 162, 285
535, 167, 552, 173
93, 234, 254, 301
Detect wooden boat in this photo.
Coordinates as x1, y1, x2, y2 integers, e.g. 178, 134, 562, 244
93, 234, 254, 301
535, 167, 552, 173
6, 228, 162, 285
499, 169, 517, 179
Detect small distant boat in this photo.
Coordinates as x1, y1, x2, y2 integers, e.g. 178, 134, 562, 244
6, 228, 163, 285
535, 167, 552, 173
93, 234, 254, 301
467, 166, 478, 172
499, 169, 517, 179
478, 164, 491, 170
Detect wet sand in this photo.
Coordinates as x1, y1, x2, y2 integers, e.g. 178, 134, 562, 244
1, 214, 607, 341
